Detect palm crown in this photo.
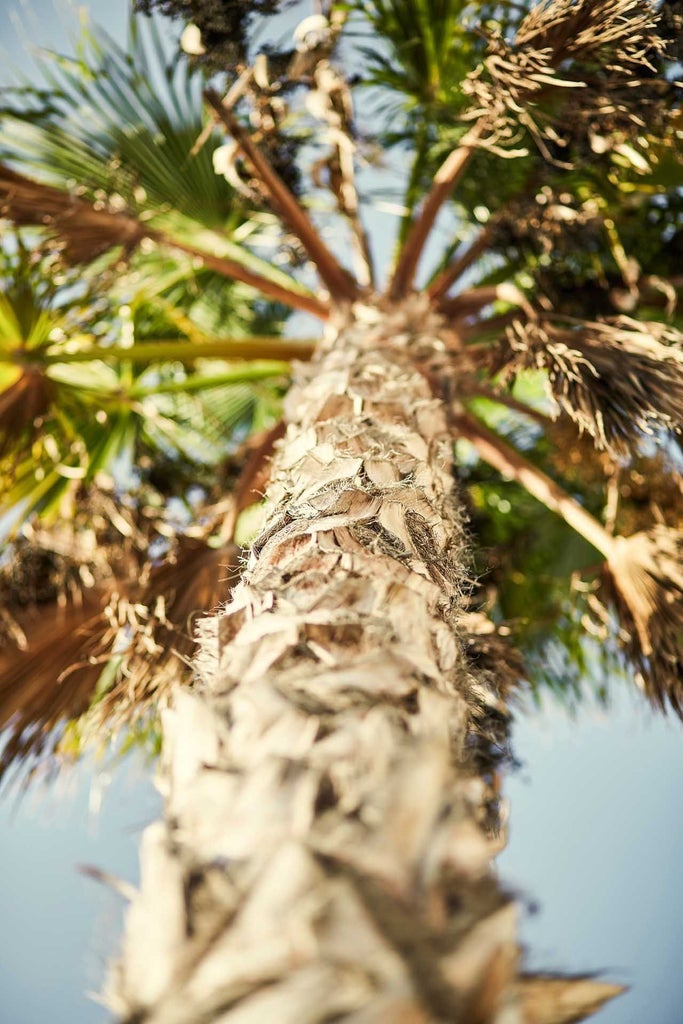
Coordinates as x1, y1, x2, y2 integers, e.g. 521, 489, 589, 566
0, 0, 682, 783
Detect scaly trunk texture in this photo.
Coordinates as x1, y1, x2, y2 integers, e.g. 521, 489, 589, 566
109, 303, 520, 1023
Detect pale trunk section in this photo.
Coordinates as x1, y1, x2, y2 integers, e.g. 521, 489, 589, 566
108, 305, 520, 1023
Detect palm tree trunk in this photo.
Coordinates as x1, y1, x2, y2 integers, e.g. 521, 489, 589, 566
108, 303, 520, 1023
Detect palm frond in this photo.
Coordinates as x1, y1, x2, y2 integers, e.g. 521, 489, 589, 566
0, 513, 241, 776
0, 241, 102, 458
353, 0, 473, 112
601, 526, 683, 715
0, 512, 132, 774
516, 0, 656, 59
0, 593, 111, 777
0, 16, 328, 317
500, 316, 683, 455
0, 163, 147, 263
2, 17, 234, 226
137, 381, 257, 465
0, 163, 327, 315
463, 0, 664, 158
84, 539, 241, 738
457, 409, 683, 716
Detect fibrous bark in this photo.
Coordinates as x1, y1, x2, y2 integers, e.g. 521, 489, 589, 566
108, 302, 522, 1023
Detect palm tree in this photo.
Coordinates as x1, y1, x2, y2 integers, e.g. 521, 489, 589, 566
1, 0, 682, 1020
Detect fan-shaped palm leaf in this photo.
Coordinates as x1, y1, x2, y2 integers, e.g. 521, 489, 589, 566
0, 358, 286, 529
2, 17, 234, 226
500, 316, 683, 455
353, 0, 474, 114
0, 236, 291, 525
0, 241, 93, 454
0, 15, 324, 314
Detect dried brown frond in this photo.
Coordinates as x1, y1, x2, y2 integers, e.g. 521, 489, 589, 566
0, 519, 134, 774
0, 164, 146, 264
501, 316, 683, 456
463, 0, 664, 158
0, 531, 242, 775
600, 526, 683, 715
0, 443, 267, 778
0, 593, 111, 775
0, 165, 328, 317
80, 539, 241, 734
515, 0, 656, 59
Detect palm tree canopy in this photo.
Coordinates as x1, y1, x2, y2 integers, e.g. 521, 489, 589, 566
0, 0, 681, 764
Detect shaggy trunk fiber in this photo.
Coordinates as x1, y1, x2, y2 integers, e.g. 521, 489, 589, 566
109, 304, 520, 1023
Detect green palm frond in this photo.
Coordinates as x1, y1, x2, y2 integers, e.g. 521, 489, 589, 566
0, 359, 286, 528
353, 0, 474, 115
0, 233, 291, 527
0, 242, 93, 455
2, 17, 235, 227
0, 13, 317, 311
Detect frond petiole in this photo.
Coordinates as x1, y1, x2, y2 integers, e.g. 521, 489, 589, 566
389, 120, 486, 300
453, 409, 616, 559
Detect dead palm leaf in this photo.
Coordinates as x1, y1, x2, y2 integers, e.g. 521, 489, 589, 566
89, 539, 241, 732
0, 591, 111, 775
0, 538, 241, 776
0, 163, 146, 263
500, 317, 683, 456
515, 0, 656, 62
0, 408, 271, 776
601, 525, 683, 715
463, 0, 663, 156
